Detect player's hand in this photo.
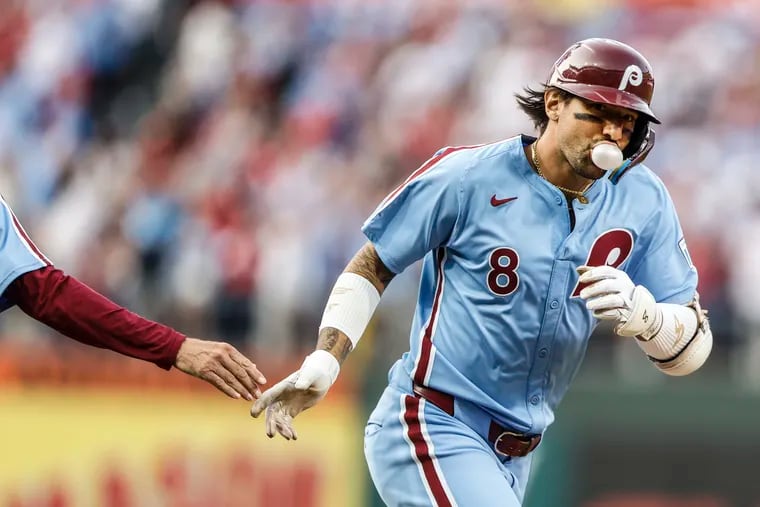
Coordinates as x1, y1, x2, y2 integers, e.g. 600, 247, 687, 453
174, 337, 266, 400
577, 265, 659, 338
250, 350, 339, 440
577, 265, 635, 320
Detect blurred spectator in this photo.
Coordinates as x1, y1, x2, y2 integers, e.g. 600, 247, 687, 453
1, 0, 757, 376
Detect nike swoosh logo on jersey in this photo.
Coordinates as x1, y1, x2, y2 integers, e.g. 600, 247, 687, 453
490, 195, 518, 207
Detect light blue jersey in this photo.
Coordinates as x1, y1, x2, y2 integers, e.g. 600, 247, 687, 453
0, 197, 49, 311
362, 135, 696, 506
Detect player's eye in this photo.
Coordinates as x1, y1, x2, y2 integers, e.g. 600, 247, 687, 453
574, 112, 603, 123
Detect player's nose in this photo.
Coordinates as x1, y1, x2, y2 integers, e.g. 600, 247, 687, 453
602, 121, 624, 142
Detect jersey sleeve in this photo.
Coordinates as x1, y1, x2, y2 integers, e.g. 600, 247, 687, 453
0, 197, 50, 299
361, 147, 467, 274
6, 266, 186, 370
629, 186, 697, 304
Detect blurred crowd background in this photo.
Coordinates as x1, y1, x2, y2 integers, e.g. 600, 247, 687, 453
1, 0, 760, 506
2, 0, 759, 365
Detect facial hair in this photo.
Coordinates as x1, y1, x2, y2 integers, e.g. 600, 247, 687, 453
563, 143, 606, 181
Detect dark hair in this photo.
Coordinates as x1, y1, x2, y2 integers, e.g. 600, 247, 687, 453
514, 86, 572, 134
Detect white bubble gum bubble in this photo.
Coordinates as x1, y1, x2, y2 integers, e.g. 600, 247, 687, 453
591, 143, 624, 171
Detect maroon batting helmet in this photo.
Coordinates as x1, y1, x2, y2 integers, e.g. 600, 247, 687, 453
548, 38, 660, 124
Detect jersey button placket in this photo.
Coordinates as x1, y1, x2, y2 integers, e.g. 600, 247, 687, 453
538, 348, 548, 358
530, 395, 540, 405
550, 299, 559, 309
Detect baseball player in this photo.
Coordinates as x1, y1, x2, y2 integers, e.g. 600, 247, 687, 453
250, 38, 712, 506
0, 196, 266, 401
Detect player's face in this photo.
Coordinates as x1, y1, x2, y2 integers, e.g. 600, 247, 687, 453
556, 97, 638, 180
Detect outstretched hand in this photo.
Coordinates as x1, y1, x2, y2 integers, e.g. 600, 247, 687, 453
250, 350, 339, 440
174, 337, 266, 400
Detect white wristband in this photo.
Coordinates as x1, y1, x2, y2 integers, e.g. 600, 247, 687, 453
298, 350, 341, 388
319, 272, 381, 348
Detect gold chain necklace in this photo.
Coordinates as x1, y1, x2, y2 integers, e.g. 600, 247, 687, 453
531, 142, 590, 205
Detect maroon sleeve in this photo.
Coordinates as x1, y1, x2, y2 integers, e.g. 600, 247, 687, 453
4, 266, 186, 370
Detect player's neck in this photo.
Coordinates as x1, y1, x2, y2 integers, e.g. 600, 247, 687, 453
530, 137, 591, 194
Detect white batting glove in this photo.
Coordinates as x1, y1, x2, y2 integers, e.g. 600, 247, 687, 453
577, 265, 661, 339
249, 350, 339, 440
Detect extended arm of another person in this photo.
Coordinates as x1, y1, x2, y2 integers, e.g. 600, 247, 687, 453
250, 241, 394, 440
576, 265, 711, 376
5, 265, 266, 400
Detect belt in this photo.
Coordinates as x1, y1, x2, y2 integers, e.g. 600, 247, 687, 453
412, 382, 541, 458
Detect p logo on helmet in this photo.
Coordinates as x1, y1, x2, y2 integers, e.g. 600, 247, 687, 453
619, 65, 643, 91
547, 38, 658, 124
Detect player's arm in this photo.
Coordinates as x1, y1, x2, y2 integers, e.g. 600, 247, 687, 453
250, 241, 393, 439
0, 196, 265, 399
577, 265, 711, 376
4, 266, 266, 399
251, 145, 464, 439
317, 241, 395, 364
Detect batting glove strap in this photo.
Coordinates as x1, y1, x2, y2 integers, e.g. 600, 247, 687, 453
614, 285, 661, 339
635, 302, 701, 361
294, 350, 340, 391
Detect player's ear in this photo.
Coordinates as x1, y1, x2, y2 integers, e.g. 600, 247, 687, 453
543, 88, 563, 122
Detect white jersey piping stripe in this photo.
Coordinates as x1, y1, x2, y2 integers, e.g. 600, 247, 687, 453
413, 247, 447, 387
0, 197, 51, 266
369, 144, 484, 221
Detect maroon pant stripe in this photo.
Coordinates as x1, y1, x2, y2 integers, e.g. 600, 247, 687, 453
403, 395, 453, 507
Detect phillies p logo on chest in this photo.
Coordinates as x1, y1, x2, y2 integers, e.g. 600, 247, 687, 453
571, 229, 634, 297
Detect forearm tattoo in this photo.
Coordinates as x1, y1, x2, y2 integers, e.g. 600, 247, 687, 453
317, 327, 353, 363
345, 242, 395, 293
316, 242, 394, 363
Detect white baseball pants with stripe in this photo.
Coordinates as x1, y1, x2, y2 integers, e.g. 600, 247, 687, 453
364, 373, 533, 506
